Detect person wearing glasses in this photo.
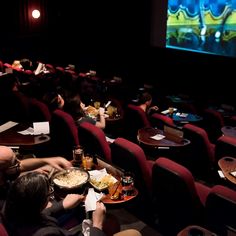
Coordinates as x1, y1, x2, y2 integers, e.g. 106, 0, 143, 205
0, 145, 72, 208
1, 172, 142, 236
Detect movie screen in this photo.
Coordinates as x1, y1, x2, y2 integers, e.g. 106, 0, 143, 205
166, 0, 236, 57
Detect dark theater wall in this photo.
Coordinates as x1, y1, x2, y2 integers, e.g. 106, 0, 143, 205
0, 0, 235, 101
1, 1, 150, 70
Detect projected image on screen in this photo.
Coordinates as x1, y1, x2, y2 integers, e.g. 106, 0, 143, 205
166, 0, 236, 57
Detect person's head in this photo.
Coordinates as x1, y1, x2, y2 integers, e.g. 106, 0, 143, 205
0, 146, 21, 185
20, 58, 33, 70
11, 60, 23, 70
3, 172, 51, 225
138, 92, 152, 107
43, 91, 64, 111
64, 94, 85, 120
0, 146, 15, 171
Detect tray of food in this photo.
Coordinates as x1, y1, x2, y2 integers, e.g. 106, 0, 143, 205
89, 169, 118, 191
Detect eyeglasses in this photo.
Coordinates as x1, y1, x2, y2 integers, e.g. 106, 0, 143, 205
5, 156, 21, 177
47, 186, 54, 198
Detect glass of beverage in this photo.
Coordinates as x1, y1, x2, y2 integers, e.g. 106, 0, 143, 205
108, 181, 122, 200
82, 155, 93, 170
72, 146, 84, 167
107, 105, 114, 117
94, 101, 101, 109
121, 172, 134, 196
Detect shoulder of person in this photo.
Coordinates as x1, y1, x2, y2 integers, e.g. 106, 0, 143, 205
33, 226, 68, 236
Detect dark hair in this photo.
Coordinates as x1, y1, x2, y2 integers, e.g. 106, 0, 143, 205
3, 172, 49, 225
64, 94, 85, 120
20, 58, 32, 70
42, 91, 60, 111
138, 92, 152, 105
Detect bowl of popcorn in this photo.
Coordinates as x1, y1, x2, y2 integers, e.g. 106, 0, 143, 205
52, 167, 90, 197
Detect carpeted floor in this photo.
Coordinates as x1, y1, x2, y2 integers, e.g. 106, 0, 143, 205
107, 208, 162, 236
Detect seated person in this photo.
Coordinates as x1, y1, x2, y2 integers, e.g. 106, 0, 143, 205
43, 91, 65, 112
0, 145, 72, 207
2, 172, 142, 236
1, 172, 105, 236
137, 92, 159, 115
11, 60, 23, 70
64, 94, 106, 129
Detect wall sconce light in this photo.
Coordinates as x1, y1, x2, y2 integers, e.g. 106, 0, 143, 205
32, 9, 40, 19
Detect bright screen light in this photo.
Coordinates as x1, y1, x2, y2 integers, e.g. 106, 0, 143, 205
166, 0, 236, 57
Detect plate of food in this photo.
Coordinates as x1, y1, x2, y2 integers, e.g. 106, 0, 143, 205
89, 169, 118, 191
85, 105, 99, 117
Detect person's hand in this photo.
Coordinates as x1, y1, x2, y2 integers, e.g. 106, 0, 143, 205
99, 107, 105, 116
43, 157, 72, 171
34, 164, 52, 174
62, 194, 85, 210
92, 201, 106, 230
150, 105, 159, 111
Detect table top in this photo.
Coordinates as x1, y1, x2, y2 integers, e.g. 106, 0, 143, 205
0, 123, 50, 146
221, 126, 236, 138
171, 113, 202, 124
166, 95, 193, 104
137, 127, 190, 148
102, 188, 138, 204
177, 225, 217, 236
218, 156, 236, 185
71, 157, 138, 205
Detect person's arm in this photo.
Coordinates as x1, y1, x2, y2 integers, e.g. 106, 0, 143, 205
92, 202, 106, 230
147, 105, 159, 115
62, 194, 85, 210
20, 157, 72, 172
95, 109, 106, 129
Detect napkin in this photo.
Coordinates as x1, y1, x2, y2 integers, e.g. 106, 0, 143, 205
82, 219, 92, 236
84, 188, 104, 212
17, 122, 50, 135
176, 112, 188, 118
0, 121, 18, 133
150, 134, 165, 140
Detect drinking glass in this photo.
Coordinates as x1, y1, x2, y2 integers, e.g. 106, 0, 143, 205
82, 155, 93, 170
94, 101, 101, 109
72, 146, 84, 167
121, 172, 134, 196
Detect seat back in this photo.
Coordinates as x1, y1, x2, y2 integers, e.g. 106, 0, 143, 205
50, 109, 79, 160
124, 104, 151, 142
78, 122, 111, 162
202, 109, 225, 143
110, 137, 154, 223
110, 137, 153, 194
183, 123, 215, 179
29, 98, 51, 122
0, 91, 30, 122
215, 135, 236, 161
150, 113, 175, 130
152, 157, 205, 235
205, 185, 236, 236
0, 223, 8, 236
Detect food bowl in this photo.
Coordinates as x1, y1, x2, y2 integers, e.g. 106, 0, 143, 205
52, 167, 90, 198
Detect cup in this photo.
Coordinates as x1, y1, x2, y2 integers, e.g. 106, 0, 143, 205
107, 105, 114, 117
94, 101, 101, 109
72, 146, 84, 167
108, 181, 122, 200
168, 107, 174, 117
82, 155, 93, 170
121, 172, 134, 196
